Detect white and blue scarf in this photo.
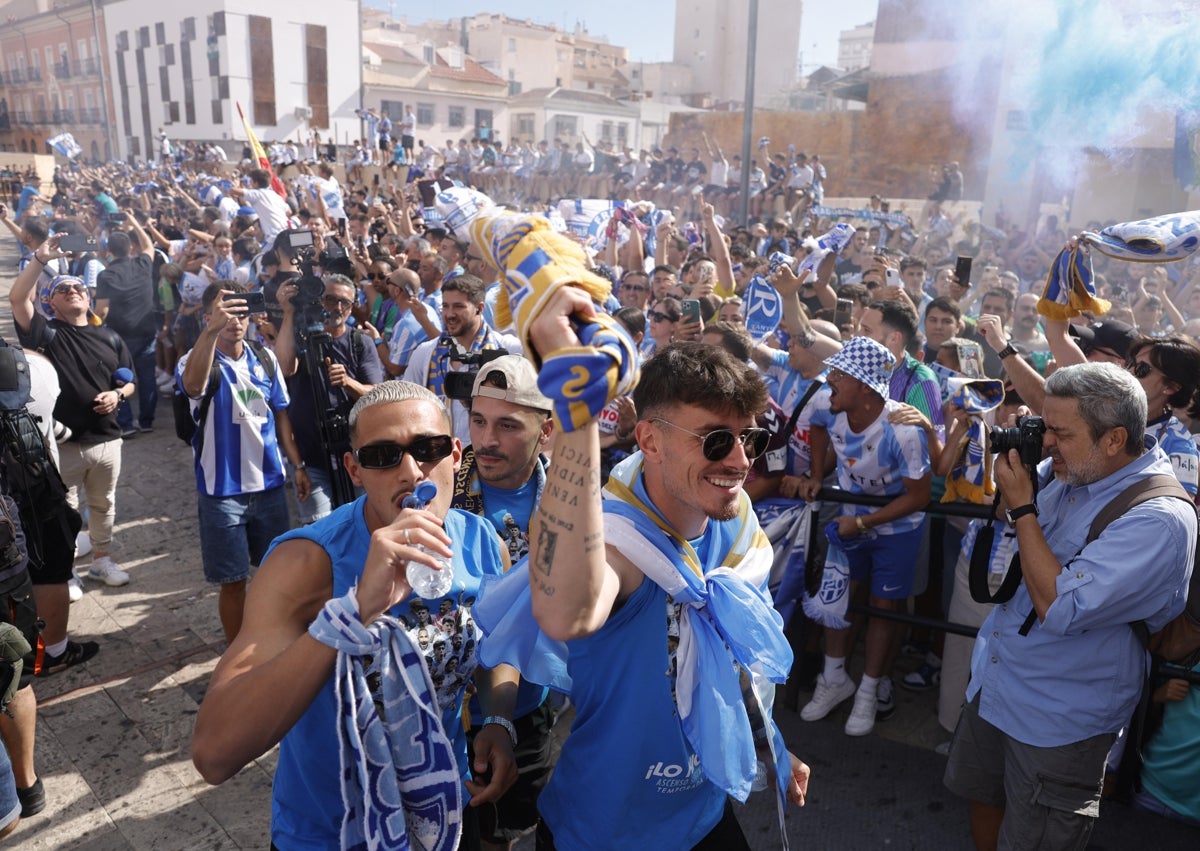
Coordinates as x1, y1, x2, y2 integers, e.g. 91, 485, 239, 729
474, 453, 795, 823
308, 593, 462, 851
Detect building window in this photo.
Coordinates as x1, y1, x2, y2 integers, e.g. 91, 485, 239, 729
515, 113, 534, 137
600, 121, 613, 142
423, 45, 434, 64
552, 116, 577, 139
380, 100, 403, 121
416, 103, 434, 126
248, 15, 275, 125
617, 123, 628, 146
305, 24, 328, 128
448, 106, 465, 128
181, 17, 196, 40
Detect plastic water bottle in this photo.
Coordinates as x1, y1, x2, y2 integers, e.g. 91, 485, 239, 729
752, 759, 769, 792
401, 481, 454, 599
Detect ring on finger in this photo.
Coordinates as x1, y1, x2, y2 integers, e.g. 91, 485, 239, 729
403, 528, 411, 545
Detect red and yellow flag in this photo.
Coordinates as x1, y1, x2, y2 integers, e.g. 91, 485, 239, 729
237, 102, 287, 199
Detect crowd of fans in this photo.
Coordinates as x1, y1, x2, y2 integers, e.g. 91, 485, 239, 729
0, 139, 1197, 843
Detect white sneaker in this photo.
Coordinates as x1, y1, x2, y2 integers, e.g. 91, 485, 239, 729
75, 531, 92, 559
87, 556, 130, 587
800, 674, 856, 722
845, 685, 878, 736
67, 576, 84, 603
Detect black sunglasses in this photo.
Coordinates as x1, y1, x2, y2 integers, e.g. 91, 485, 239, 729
650, 418, 770, 462
354, 435, 454, 469
649, 310, 680, 323
1130, 361, 1155, 379
322, 295, 353, 309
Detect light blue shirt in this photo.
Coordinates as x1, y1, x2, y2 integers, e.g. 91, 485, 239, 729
967, 438, 1196, 747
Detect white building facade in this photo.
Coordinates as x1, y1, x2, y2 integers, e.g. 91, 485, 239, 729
101, 0, 361, 161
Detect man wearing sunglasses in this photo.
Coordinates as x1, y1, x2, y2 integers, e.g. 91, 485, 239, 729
797, 336, 932, 737
10, 242, 135, 592
506, 307, 811, 847
274, 275, 385, 524
193, 381, 518, 851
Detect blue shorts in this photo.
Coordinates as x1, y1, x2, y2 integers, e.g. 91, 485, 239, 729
845, 523, 925, 600
0, 744, 18, 832
197, 486, 291, 585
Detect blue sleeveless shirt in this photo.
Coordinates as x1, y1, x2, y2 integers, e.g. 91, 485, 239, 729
536, 574, 727, 849
268, 498, 503, 850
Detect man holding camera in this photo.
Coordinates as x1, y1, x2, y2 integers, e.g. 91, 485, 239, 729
944, 363, 1196, 850
177, 283, 307, 642
273, 273, 384, 523
403, 274, 521, 445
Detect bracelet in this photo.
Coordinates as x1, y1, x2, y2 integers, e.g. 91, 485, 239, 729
482, 715, 518, 747
855, 516, 867, 533
294, 461, 307, 470
32, 255, 46, 266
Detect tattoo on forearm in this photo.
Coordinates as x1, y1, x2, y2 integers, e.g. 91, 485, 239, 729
584, 531, 602, 554
536, 519, 557, 576
535, 577, 556, 597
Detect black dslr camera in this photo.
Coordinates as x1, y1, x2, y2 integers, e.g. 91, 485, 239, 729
444, 348, 509, 401
991, 415, 1046, 492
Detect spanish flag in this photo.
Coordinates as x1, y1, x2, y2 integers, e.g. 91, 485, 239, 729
236, 102, 287, 199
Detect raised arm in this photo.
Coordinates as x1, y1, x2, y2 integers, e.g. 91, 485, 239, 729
526, 289, 637, 642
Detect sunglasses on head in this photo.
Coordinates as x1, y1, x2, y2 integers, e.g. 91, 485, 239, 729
354, 434, 454, 469
649, 310, 680, 323
650, 418, 770, 461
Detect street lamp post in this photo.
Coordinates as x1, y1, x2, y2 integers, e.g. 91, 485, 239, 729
737, 0, 759, 226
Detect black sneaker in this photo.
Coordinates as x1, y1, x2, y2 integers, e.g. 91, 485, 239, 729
17, 777, 45, 817
37, 640, 100, 676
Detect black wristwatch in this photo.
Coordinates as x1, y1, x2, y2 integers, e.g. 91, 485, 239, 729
1005, 503, 1039, 523
998, 342, 1019, 361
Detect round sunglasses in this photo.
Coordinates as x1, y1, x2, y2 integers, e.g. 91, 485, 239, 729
650, 418, 770, 461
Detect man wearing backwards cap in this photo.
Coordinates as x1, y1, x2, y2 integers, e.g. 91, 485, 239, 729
798, 336, 932, 737
456, 355, 556, 851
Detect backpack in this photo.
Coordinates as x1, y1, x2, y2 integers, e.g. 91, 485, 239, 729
173, 340, 277, 452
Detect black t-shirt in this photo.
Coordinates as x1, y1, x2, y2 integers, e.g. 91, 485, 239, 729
17, 313, 131, 444
648, 160, 667, 184
666, 157, 685, 183
95, 254, 157, 340
285, 328, 385, 466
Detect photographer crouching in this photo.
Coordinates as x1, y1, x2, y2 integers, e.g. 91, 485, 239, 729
943, 362, 1196, 850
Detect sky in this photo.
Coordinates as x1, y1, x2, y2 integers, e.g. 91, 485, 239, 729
367, 1, 881, 71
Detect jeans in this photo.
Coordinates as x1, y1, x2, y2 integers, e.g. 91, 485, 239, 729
197, 486, 291, 584
294, 464, 364, 525
116, 334, 159, 430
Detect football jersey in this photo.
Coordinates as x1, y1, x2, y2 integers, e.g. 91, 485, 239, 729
820, 399, 930, 535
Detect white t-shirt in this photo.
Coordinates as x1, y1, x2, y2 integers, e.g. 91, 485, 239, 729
242, 187, 291, 245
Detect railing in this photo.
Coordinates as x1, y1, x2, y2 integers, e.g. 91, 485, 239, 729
51, 57, 101, 80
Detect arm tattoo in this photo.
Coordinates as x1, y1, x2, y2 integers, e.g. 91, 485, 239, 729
536, 519, 557, 576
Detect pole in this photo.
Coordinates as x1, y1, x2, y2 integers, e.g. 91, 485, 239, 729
91, 0, 115, 159
737, 0, 758, 226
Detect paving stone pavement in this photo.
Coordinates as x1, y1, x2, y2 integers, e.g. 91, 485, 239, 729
1, 249, 1196, 849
